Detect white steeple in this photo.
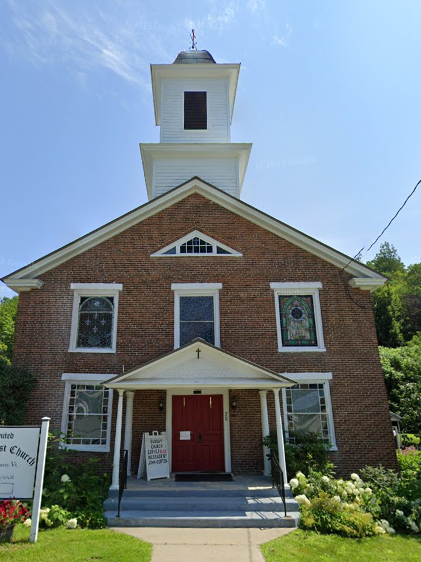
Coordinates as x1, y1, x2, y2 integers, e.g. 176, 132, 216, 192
140, 49, 252, 200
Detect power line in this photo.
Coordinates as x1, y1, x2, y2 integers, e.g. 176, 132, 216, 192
343, 178, 421, 272
366, 178, 421, 253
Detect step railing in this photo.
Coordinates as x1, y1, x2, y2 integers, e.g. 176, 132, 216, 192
270, 450, 287, 517
117, 449, 128, 518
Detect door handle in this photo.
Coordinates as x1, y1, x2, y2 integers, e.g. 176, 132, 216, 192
198, 434, 202, 444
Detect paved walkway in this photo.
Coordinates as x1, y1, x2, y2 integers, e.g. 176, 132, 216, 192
112, 527, 295, 562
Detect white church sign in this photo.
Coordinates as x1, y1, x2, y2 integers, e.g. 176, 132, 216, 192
0, 427, 40, 499
138, 431, 169, 481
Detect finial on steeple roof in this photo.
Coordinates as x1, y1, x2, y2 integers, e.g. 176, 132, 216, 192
190, 29, 197, 50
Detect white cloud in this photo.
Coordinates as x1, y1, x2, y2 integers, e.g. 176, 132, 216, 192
273, 23, 293, 48
1, 0, 174, 90
247, 0, 266, 15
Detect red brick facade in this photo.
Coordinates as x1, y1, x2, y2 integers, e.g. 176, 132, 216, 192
12, 192, 397, 477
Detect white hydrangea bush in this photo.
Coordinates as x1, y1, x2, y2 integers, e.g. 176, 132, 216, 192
286, 469, 421, 537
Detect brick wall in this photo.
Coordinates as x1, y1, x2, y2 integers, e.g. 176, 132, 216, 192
13, 193, 397, 477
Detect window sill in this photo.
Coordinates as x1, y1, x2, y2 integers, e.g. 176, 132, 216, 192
68, 348, 116, 354
278, 347, 326, 353
60, 444, 110, 453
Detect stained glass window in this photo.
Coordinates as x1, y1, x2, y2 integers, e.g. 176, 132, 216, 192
65, 384, 110, 447
180, 296, 215, 345
285, 383, 330, 442
279, 295, 317, 347
76, 296, 114, 348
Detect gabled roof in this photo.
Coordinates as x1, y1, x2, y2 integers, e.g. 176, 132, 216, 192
104, 338, 296, 389
2, 176, 386, 292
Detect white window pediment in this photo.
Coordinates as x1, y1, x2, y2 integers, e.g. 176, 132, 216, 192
151, 230, 242, 257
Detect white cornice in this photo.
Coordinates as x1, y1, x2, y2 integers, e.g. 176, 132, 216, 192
1, 177, 387, 284
151, 63, 240, 125
5, 279, 44, 293
348, 278, 386, 291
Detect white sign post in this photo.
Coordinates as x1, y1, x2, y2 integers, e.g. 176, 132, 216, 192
0, 417, 50, 544
30, 417, 50, 543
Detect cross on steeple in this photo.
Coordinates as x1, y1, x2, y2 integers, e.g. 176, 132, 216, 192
190, 29, 197, 50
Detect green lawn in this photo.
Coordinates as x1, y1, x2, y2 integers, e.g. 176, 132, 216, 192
0, 525, 152, 562
262, 530, 421, 562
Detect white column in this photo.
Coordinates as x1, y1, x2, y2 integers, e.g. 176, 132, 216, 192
124, 391, 135, 477
259, 390, 271, 477
111, 389, 125, 490
273, 388, 288, 485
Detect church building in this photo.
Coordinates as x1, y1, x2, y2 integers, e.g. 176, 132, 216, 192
3, 49, 396, 490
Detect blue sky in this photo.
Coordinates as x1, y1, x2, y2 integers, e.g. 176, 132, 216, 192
1, 1, 420, 298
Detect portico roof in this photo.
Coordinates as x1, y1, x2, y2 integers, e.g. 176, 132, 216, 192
104, 338, 295, 390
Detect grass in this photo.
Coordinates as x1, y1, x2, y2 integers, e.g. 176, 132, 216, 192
0, 525, 152, 562
262, 530, 421, 562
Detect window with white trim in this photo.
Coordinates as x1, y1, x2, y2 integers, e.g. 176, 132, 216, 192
270, 282, 325, 352
61, 375, 113, 452
69, 283, 122, 353
172, 283, 222, 348
282, 375, 336, 449
151, 230, 241, 257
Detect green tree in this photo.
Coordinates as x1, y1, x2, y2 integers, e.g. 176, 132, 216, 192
367, 242, 421, 346
379, 335, 421, 434
0, 357, 36, 425
0, 296, 18, 361
366, 241, 406, 277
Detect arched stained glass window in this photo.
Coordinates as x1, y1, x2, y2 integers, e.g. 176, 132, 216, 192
279, 295, 317, 347
76, 296, 114, 348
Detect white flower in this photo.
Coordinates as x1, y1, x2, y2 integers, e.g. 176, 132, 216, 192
321, 476, 330, 484
295, 494, 311, 507
39, 508, 50, 521
66, 518, 78, 529
350, 473, 360, 481
345, 483, 355, 494
369, 497, 377, 506
409, 521, 419, 533
352, 488, 360, 496
380, 519, 396, 535
364, 487, 372, 495
374, 524, 386, 535
61, 474, 71, 483
289, 478, 299, 490
396, 510, 404, 517
23, 518, 32, 527
332, 495, 341, 503
296, 471, 306, 479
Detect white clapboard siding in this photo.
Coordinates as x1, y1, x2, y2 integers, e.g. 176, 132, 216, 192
154, 158, 238, 198
161, 78, 230, 143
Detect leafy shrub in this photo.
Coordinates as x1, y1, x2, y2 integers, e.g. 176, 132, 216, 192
263, 431, 332, 475
360, 450, 421, 533
41, 433, 111, 529
300, 491, 376, 538
0, 358, 36, 424
289, 468, 421, 537
401, 434, 420, 448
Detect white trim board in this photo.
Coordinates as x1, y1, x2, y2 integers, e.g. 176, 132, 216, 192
2, 177, 386, 286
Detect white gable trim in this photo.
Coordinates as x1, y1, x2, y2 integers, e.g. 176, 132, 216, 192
104, 339, 295, 389
151, 230, 242, 257
2, 177, 386, 284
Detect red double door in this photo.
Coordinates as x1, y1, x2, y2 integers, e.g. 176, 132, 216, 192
172, 395, 225, 472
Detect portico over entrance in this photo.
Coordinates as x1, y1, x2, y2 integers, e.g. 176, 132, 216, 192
104, 339, 295, 490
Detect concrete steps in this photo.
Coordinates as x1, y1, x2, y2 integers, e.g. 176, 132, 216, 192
104, 475, 300, 529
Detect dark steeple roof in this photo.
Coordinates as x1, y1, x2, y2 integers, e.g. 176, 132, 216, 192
173, 50, 216, 64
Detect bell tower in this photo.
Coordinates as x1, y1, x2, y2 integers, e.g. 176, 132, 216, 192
140, 49, 252, 200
